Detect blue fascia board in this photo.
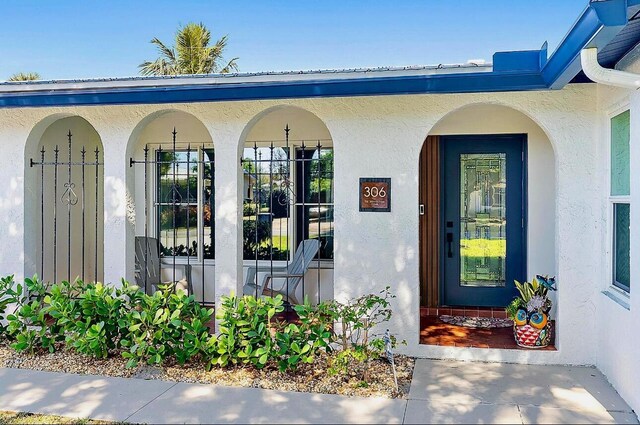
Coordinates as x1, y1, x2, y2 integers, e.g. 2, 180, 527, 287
543, 0, 628, 88
0, 71, 547, 108
493, 47, 548, 73
0, 0, 633, 108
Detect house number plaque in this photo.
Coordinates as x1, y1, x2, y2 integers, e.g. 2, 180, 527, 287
359, 178, 391, 212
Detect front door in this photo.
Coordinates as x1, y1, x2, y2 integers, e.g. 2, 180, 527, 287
441, 135, 526, 307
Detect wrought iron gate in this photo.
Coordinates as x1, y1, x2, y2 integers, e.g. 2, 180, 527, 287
30, 130, 102, 284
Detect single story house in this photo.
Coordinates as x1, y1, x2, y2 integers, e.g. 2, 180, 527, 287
1, 0, 640, 414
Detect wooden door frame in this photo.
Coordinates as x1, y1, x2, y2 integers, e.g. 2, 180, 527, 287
419, 136, 440, 307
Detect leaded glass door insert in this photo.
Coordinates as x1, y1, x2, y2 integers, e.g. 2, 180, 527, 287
459, 153, 506, 287
442, 135, 525, 308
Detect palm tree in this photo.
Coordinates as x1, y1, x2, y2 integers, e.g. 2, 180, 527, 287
8, 72, 41, 81
139, 23, 238, 76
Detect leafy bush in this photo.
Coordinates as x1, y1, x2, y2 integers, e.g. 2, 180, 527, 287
243, 202, 256, 216
0, 275, 19, 337
6, 276, 63, 353
47, 280, 142, 358
210, 294, 335, 371
210, 294, 283, 368
326, 286, 401, 381
121, 285, 213, 368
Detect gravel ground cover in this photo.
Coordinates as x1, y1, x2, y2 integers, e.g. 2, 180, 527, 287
0, 410, 112, 424
0, 342, 414, 399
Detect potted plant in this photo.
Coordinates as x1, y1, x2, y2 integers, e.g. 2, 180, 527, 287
506, 275, 556, 348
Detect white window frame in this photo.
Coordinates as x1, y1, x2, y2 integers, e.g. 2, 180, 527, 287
606, 102, 631, 298
151, 145, 215, 266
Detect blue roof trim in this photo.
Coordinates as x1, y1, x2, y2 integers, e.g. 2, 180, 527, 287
0, 71, 547, 108
0, 0, 634, 108
542, 0, 628, 88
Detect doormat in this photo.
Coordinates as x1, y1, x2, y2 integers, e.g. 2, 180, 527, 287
439, 315, 513, 329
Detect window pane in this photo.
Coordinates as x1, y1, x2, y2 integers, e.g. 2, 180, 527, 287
158, 205, 198, 256
156, 148, 214, 260
307, 205, 334, 260
459, 153, 506, 287
611, 110, 630, 196
242, 146, 290, 261
158, 151, 198, 204
614, 203, 630, 292
309, 149, 334, 204
203, 149, 214, 259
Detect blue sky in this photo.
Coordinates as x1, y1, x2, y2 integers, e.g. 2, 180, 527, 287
1, 0, 587, 80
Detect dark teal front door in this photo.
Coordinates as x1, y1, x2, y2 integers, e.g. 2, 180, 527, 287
441, 135, 526, 307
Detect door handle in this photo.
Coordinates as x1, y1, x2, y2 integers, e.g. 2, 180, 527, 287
446, 232, 453, 258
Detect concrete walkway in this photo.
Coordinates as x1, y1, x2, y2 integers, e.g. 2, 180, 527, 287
0, 359, 637, 424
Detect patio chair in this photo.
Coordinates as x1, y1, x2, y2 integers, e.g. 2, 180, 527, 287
134, 236, 193, 296
242, 239, 320, 305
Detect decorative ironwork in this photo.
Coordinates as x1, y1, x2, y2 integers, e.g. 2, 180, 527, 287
30, 130, 102, 284
129, 128, 214, 306
242, 125, 334, 307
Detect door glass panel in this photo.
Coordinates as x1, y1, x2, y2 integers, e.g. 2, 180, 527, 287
459, 153, 506, 287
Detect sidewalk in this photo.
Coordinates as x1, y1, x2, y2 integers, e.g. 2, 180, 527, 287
0, 359, 637, 424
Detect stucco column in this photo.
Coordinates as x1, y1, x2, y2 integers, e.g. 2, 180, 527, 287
0, 125, 29, 281
212, 128, 244, 311
97, 126, 131, 285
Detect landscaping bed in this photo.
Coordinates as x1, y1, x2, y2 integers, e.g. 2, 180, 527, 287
0, 277, 413, 399
0, 342, 413, 399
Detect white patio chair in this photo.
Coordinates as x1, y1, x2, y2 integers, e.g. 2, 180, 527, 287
242, 239, 320, 305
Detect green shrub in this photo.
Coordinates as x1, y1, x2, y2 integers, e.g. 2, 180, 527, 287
0, 275, 19, 337
326, 286, 401, 381
210, 294, 335, 371
210, 294, 283, 368
46, 280, 142, 358
6, 276, 63, 353
120, 285, 213, 368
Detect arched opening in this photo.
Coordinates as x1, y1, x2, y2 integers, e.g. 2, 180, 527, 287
24, 115, 104, 283
126, 110, 214, 305
239, 106, 334, 305
418, 104, 557, 348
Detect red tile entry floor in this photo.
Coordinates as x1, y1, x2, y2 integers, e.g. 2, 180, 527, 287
419, 307, 557, 350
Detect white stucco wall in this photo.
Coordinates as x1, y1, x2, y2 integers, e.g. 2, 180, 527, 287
593, 79, 640, 414
0, 84, 604, 371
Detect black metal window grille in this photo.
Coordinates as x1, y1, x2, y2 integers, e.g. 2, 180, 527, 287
30, 130, 102, 284
242, 125, 333, 305
156, 148, 214, 260
129, 129, 214, 305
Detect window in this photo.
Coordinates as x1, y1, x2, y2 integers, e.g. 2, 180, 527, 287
295, 148, 334, 260
610, 110, 630, 292
242, 144, 334, 262
156, 148, 214, 260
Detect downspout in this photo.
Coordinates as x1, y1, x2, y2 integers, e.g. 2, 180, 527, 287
580, 47, 640, 89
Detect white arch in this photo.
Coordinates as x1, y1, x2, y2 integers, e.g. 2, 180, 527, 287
23, 114, 105, 282
419, 102, 558, 319
124, 109, 215, 293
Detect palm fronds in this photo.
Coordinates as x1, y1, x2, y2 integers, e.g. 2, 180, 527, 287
8, 72, 41, 82
139, 23, 238, 76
